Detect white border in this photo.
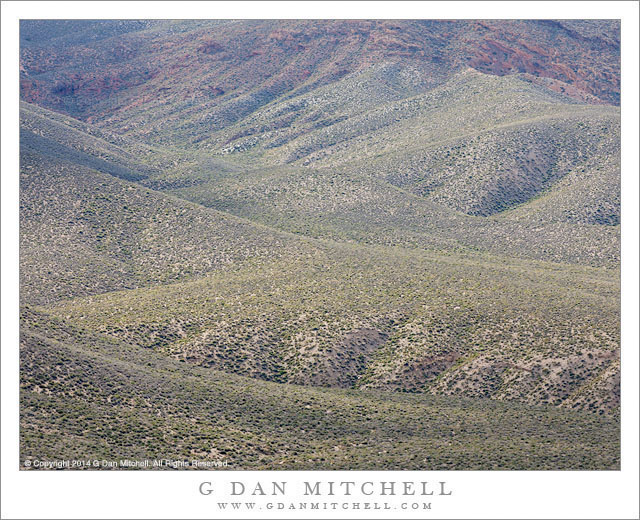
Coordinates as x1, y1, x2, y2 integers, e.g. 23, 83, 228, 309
2, 2, 638, 519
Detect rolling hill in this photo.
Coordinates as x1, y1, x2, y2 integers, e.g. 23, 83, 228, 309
19, 19, 621, 470
21, 308, 619, 470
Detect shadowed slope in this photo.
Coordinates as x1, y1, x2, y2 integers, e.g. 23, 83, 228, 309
20, 107, 308, 305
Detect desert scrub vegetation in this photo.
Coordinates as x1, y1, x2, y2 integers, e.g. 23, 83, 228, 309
149, 72, 619, 268
43, 238, 619, 414
20, 97, 620, 423
19, 136, 306, 306
20, 309, 619, 470
19, 20, 620, 470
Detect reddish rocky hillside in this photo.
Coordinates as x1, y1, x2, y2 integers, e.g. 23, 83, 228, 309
20, 19, 620, 127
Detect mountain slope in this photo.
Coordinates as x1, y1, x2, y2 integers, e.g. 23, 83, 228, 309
20, 88, 620, 415
20, 19, 620, 131
41, 242, 619, 414
20, 105, 309, 305
18, 20, 621, 470
20, 308, 620, 470
163, 70, 619, 267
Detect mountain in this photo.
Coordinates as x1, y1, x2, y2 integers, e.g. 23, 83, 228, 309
19, 19, 620, 470
163, 69, 619, 267
20, 19, 619, 125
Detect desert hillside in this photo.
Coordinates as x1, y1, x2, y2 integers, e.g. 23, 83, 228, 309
19, 19, 620, 470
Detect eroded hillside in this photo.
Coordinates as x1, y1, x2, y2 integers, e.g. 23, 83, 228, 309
19, 19, 621, 470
